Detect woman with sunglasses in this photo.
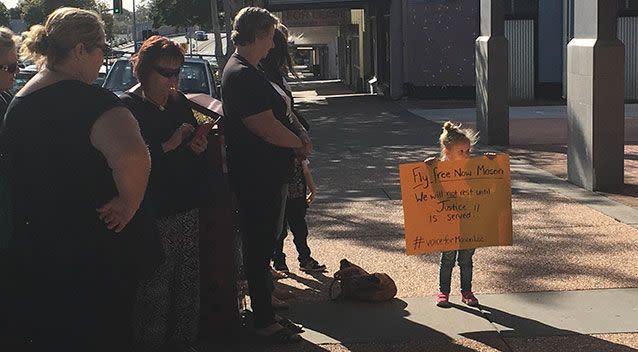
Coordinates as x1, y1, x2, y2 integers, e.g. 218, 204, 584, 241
120, 35, 209, 352
0, 27, 18, 241
1, 8, 161, 351
0, 26, 18, 347
0, 27, 18, 118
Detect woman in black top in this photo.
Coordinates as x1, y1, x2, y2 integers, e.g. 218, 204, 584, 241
1, 8, 158, 351
0, 27, 17, 118
120, 36, 209, 352
222, 7, 307, 343
0, 27, 18, 249
0, 26, 18, 346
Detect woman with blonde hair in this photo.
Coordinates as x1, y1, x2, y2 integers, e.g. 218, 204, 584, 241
1, 8, 161, 351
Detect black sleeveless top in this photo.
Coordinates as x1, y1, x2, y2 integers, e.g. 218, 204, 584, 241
120, 91, 209, 218
2, 80, 161, 284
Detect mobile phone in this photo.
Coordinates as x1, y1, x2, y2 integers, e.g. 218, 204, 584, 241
190, 122, 214, 145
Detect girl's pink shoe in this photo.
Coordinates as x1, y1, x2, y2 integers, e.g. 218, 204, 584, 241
436, 292, 450, 307
461, 291, 479, 307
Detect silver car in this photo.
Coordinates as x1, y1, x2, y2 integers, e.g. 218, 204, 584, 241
102, 56, 219, 98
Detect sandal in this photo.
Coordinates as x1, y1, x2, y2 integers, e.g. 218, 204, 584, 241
276, 315, 304, 334
256, 325, 301, 344
271, 295, 290, 310
271, 267, 288, 280
272, 286, 295, 299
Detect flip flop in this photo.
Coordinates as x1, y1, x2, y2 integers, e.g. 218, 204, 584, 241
271, 295, 290, 310
257, 326, 301, 344
271, 268, 288, 280
276, 316, 304, 334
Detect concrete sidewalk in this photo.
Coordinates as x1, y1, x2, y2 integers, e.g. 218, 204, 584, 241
402, 103, 638, 145
286, 288, 638, 348
204, 83, 638, 351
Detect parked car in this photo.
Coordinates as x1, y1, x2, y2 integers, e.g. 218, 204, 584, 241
94, 65, 108, 86
194, 31, 208, 41
12, 65, 38, 94
102, 56, 219, 98
12, 65, 107, 94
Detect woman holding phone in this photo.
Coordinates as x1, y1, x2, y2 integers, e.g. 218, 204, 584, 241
120, 35, 209, 351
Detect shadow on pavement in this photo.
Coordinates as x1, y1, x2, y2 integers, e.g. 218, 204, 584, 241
453, 303, 636, 351
284, 298, 484, 352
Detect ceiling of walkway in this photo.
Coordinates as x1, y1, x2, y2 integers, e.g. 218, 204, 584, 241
266, 0, 374, 11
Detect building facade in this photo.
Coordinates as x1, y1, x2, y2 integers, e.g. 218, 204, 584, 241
266, 0, 638, 102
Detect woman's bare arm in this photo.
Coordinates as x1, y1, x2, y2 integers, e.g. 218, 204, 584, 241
90, 106, 151, 232
243, 109, 303, 148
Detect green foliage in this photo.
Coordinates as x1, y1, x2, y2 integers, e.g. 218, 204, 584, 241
149, 0, 212, 28
18, 0, 99, 26
96, 2, 114, 41
8, 7, 22, 20
0, 3, 9, 27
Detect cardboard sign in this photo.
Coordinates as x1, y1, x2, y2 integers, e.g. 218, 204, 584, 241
399, 154, 512, 255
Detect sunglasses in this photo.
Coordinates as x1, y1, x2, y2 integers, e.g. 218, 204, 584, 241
154, 66, 182, 78
0, 62, 18, 74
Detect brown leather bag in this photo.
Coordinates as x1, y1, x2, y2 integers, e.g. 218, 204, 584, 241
329, 259, 397, 302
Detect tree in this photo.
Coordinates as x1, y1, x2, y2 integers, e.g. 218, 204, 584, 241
111, 9, 132, 38
135, 3, 152, 25
96, 2, 114, 41
9, 7, 22, 20
19, 0, 47, 26
18, 0, 99, 26
149, 0, 211, 29
0, 3, 10, 27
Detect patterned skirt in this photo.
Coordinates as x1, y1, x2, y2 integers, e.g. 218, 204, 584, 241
133, 208, 200, 351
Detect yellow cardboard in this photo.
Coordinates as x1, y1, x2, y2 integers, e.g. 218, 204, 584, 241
399, 154, 513, 255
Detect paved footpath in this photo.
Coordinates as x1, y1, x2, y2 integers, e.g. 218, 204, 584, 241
203, 82, 638, 352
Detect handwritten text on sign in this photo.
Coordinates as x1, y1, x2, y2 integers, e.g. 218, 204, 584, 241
399, 154, 513, 255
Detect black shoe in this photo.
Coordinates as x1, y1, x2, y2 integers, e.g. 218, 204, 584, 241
299, 258, 326, 272
274, 261, 290, 273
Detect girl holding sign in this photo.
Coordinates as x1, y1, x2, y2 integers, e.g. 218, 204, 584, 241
425, 121, 482, 308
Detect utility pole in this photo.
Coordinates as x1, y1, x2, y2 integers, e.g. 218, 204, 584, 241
132, 0, 138, 51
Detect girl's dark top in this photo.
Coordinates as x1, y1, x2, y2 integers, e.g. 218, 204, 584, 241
221, 53, 296, 191
120, 91, 208, 218
259, 62, 310, 132
1, 80, 162, 342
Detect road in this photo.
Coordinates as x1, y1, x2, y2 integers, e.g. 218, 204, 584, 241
115, 32, 229, 56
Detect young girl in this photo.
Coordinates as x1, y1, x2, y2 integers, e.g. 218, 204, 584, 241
426, 121, 481, 308
273, 157, 325, 273
259, 23, 325, 274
